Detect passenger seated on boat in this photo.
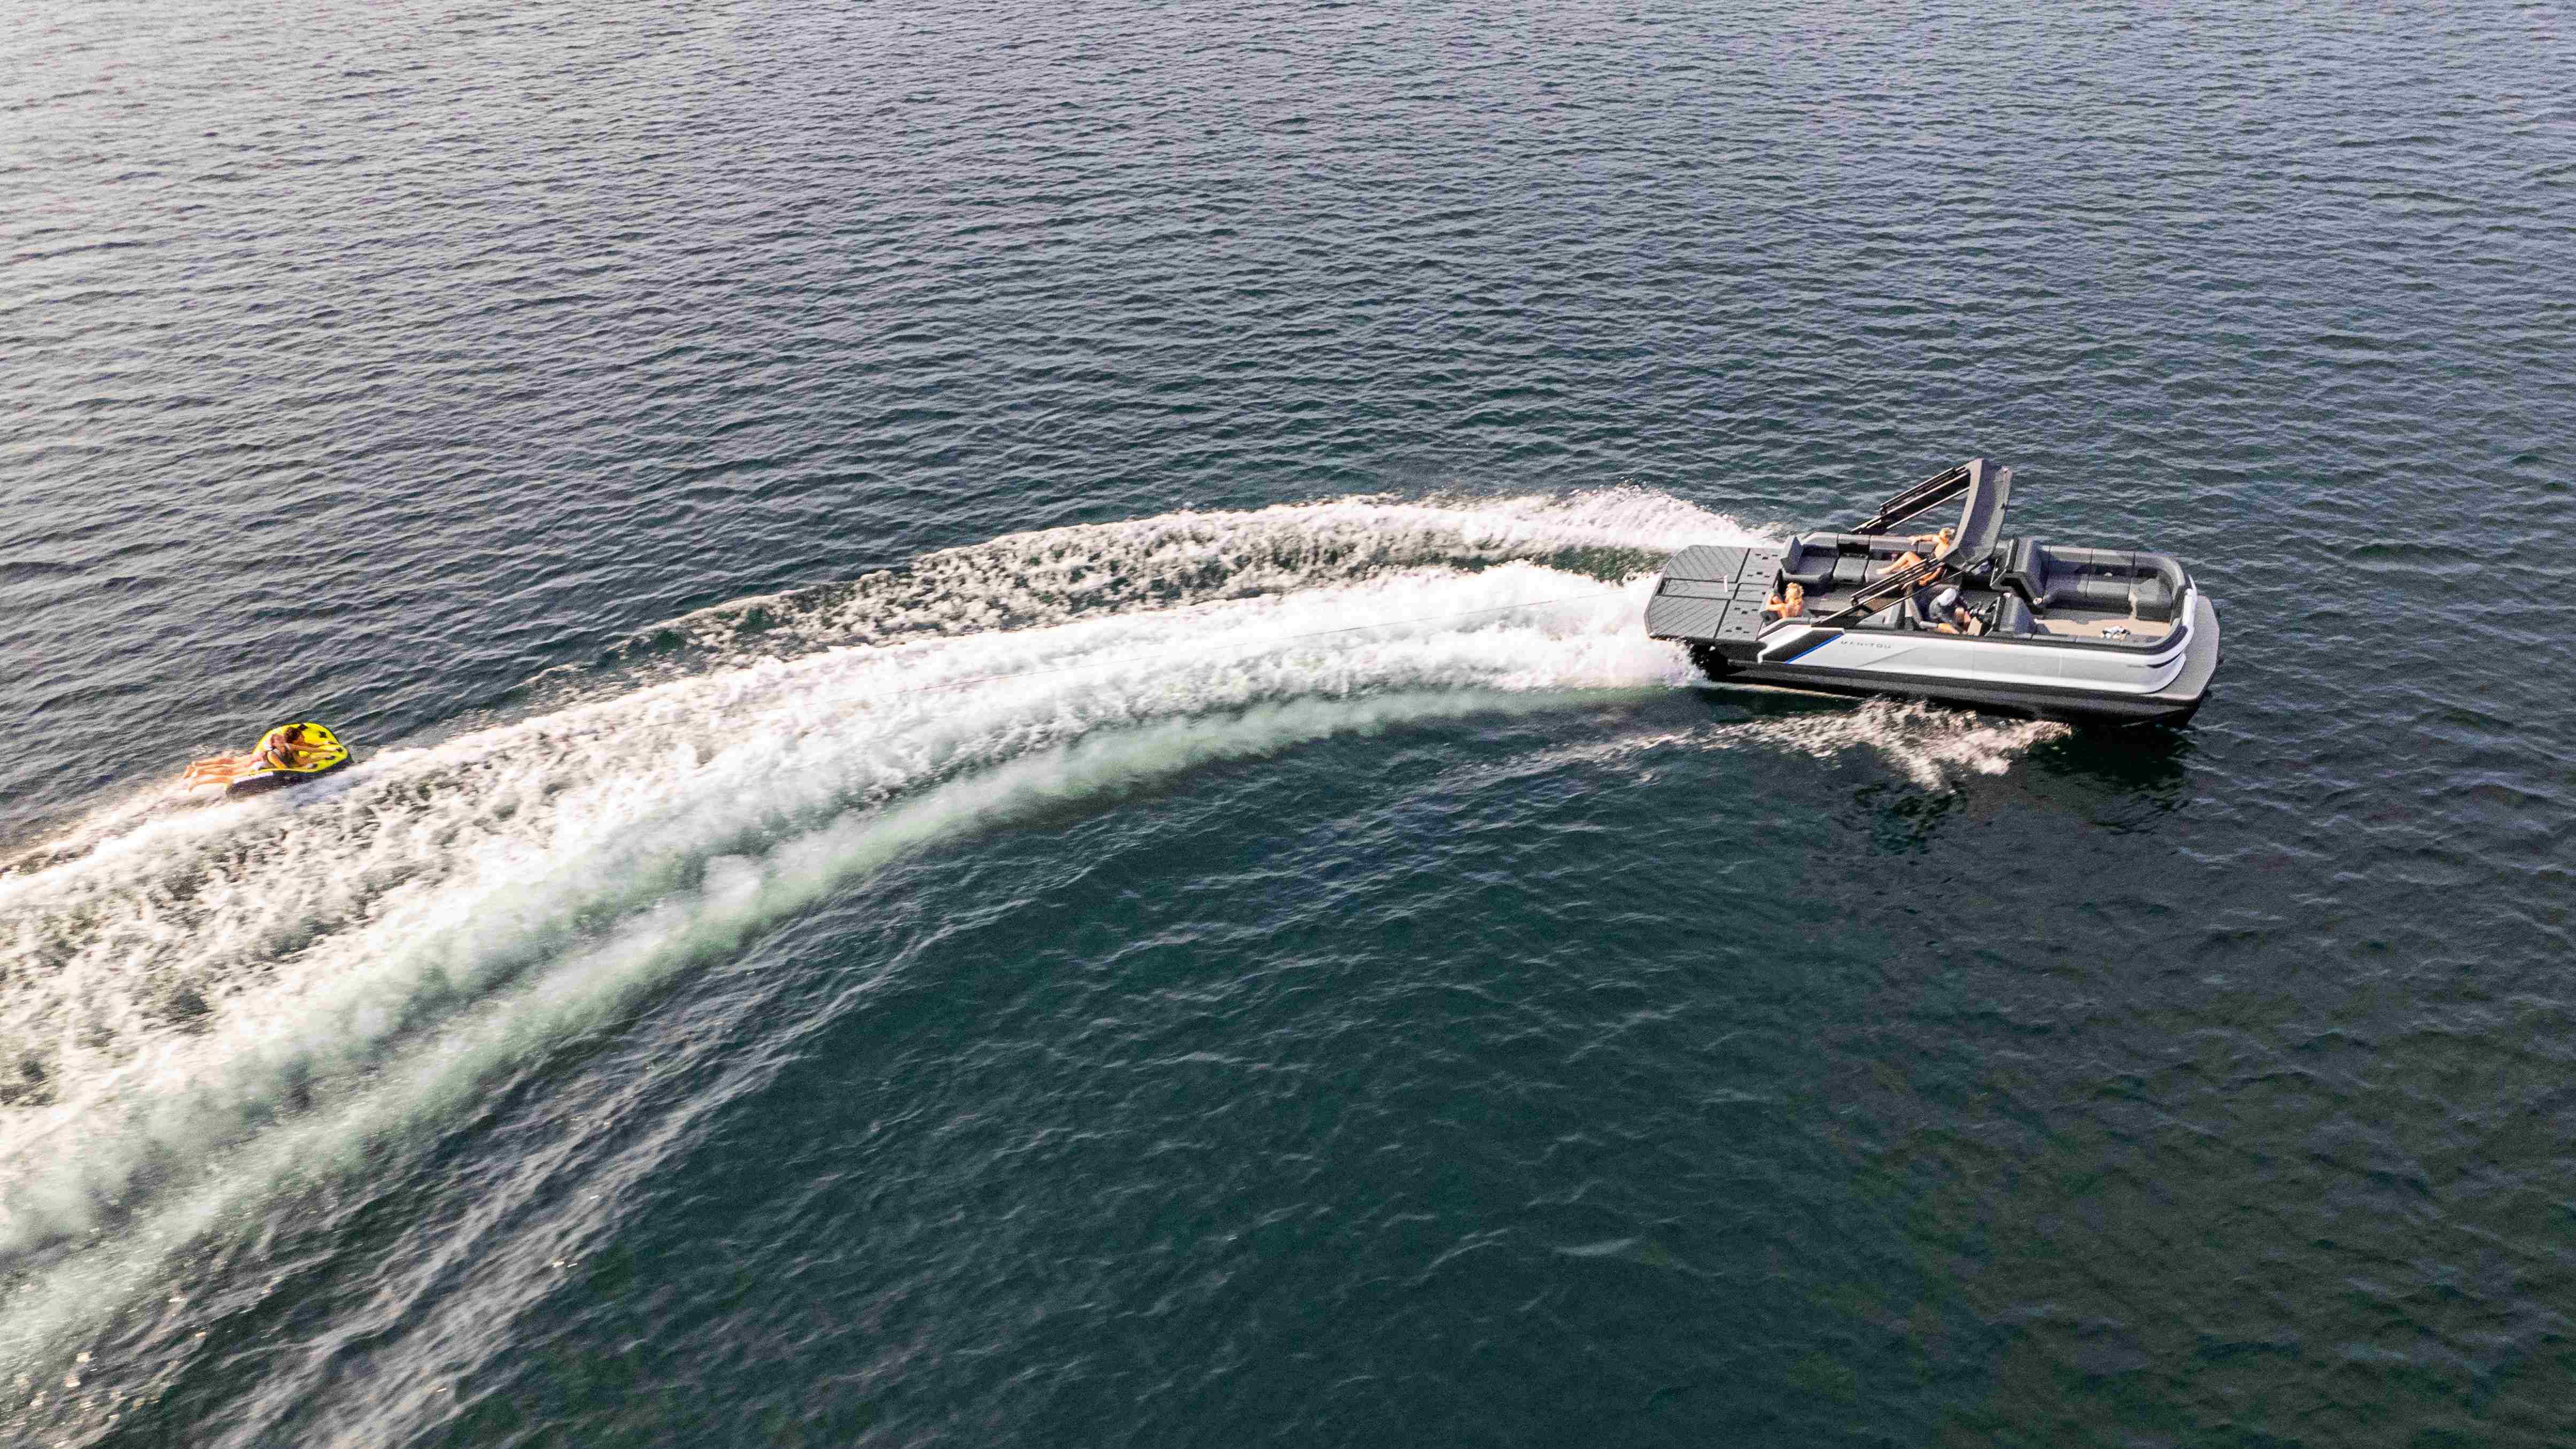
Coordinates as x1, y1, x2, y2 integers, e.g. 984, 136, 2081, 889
1889, 529, 1952, 575
1904, 583, 1978, 634
1927, 585, 1981, 636
1762, 582, 1806, 619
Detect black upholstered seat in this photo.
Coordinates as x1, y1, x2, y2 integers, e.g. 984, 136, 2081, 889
2129, 577, 2176, 621
1777, 537, 1838, 589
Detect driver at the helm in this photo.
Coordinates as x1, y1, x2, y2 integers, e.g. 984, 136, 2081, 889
1926, 583, 1981, 635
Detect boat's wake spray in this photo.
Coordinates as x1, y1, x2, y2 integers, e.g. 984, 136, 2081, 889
0, 490, 2065, 1365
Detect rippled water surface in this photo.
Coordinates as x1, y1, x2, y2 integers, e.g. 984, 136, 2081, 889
6, 1, 2574, 1444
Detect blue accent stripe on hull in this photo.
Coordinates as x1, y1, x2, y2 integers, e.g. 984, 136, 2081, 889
1768, 633, 1835, 664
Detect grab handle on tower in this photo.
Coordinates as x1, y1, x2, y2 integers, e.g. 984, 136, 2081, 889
1849, 460, 1978, 535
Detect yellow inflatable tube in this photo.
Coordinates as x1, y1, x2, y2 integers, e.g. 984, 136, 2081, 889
181, 722, 353, 797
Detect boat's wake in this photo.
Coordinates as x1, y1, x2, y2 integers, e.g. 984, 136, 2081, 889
0, 490, 2064, 1369
1541, 698, 2071, 790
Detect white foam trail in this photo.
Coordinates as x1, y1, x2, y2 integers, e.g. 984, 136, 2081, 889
0, 686, 1623, 1385
0, 488, 2063, 1376
0, 563, 1677, 1263
3, 488, 1756, 873
1537, 698, 2072, 789
1725, 698, 2071, 787
558, 486, 1758, 679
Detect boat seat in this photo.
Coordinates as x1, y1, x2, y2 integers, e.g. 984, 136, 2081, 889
2130, 576, 2176, 622
1996, 538, 2046, 601
2024, 562, 2130, 611
1992, 594, 2039, 636
1789, 532, 1937, 592
1778, 537, 1838, 589
2034, 572, 2177, 619
2009, 539, 2181, 621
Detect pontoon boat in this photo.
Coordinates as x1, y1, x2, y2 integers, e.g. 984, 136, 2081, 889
1644, 460, 2221, 725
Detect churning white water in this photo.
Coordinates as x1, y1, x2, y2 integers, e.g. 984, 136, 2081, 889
0, 492, 2063, 1369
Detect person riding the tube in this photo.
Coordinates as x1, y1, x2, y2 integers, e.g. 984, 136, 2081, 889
258, 723, 314, 771
1763, 581, 1807, 619
181, 721, 344, 792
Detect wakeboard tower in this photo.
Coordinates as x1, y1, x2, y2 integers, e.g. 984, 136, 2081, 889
1644, 460, 2222, 725
181, 721, 353, 798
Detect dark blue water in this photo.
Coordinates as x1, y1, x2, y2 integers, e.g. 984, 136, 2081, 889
6, 2, 2574, 1443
